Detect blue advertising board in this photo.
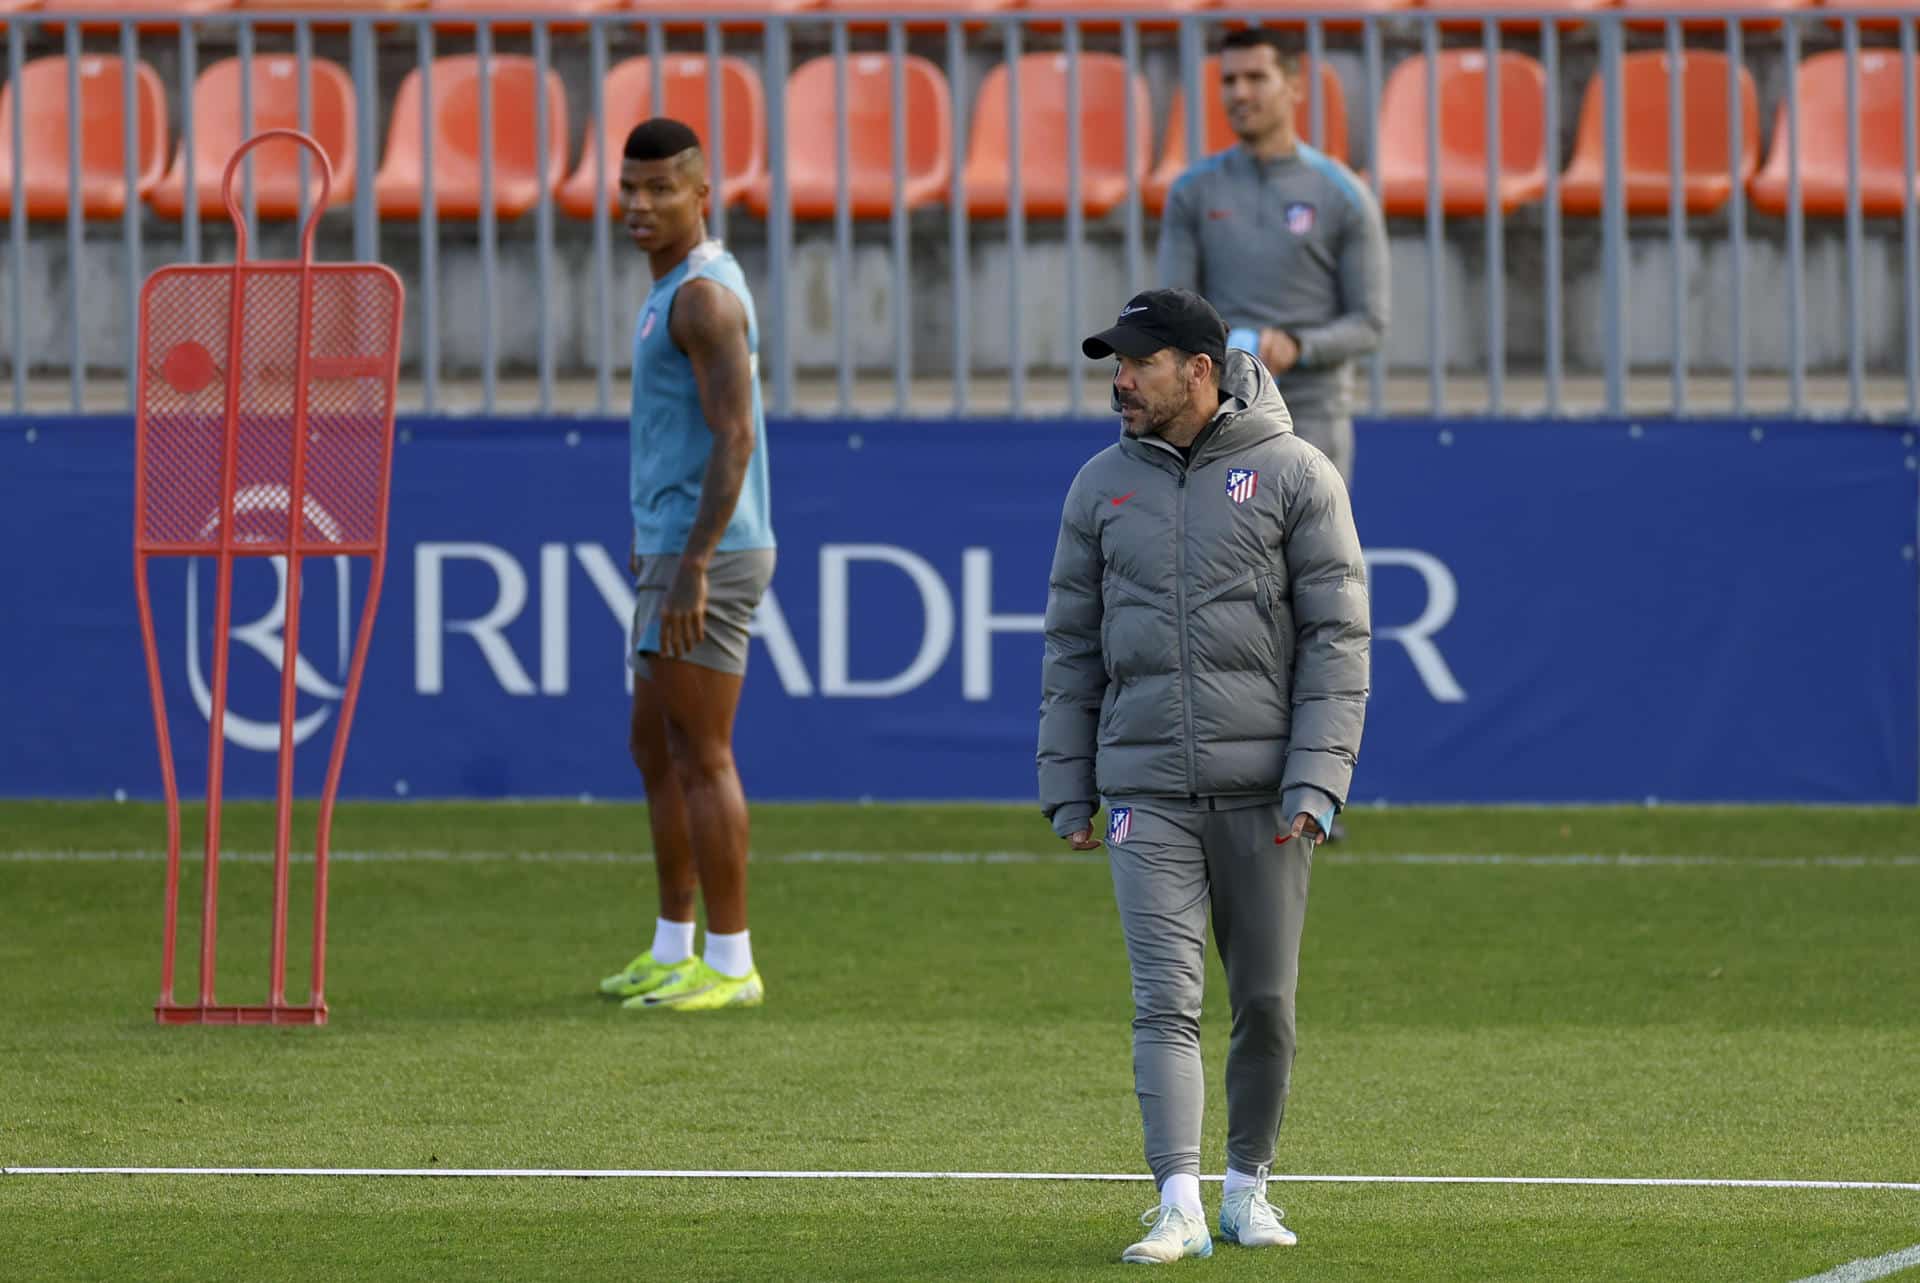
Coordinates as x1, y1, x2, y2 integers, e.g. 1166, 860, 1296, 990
2, 415, 1914, 804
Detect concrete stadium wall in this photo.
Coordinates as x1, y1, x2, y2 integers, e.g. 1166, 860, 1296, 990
3, 215, 1908, 377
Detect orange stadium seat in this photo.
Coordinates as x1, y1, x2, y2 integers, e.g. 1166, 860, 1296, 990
1618, 0, 1807, 30
1143, 56, 1348, 214
0, 55, 166, 220
149, 55, 357, 220
1018, 0, 1215, 33
626, 0, 821, 29
1416, 0, 1615, 30
817, 0, 1015, 27
559, 55, 765, 219
39, 0, 231, 31
1374, 49, 1549, 216
1212, 0, 1411, 31
745, 53, 950, 219
1560, 52, 1759, 216
423, 0, 618, 32
1750, 50, 1920, 217
1820, 0, 1920, 29
234, 0, 422, 22
961, 52, 1151, 218
374, 55, 568, 220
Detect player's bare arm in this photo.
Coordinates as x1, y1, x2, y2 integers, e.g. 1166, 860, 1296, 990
658, 276, 757, 659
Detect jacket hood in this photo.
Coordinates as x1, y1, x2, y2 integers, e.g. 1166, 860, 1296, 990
1113, 349, 1294, 466
1217, 348, 1294, 445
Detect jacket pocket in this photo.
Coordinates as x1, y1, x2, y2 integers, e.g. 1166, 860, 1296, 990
1187, 568, 1258, 612
1255, 575, 1293, 678
1102, 575, 1162, 684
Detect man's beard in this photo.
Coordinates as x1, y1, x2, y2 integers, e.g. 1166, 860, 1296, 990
1121, 387, 1190, 439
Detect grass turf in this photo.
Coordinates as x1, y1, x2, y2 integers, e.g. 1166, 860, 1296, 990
2, 802, 1917, 1281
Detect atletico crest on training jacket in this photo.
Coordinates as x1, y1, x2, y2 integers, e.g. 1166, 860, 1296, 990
1226, 468, 1259, 505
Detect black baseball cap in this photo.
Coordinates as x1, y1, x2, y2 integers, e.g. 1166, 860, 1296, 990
1082, 288, 1229, 368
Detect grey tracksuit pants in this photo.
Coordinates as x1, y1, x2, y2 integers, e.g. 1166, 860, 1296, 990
1106, 799, 1315, 1186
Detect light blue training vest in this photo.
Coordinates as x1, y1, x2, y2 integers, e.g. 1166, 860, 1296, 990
629, 240, 775, 556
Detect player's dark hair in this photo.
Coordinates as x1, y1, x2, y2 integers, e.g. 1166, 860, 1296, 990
624, 117, 704, 163
1219, 26, 1302, 75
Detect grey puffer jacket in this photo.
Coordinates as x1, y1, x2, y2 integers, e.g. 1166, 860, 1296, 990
1037, 350, 1371, 838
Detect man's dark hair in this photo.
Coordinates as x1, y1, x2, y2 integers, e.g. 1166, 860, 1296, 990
624, 117, 704, 164
1219, 26, 1302, 75
1175, 347, 1225, 388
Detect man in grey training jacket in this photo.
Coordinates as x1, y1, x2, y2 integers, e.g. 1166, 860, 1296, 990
1158, 25, 1389, 485
1037, 288, 1370, 1265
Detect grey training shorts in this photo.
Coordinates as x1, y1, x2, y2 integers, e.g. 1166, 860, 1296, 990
629, 548, 777, 678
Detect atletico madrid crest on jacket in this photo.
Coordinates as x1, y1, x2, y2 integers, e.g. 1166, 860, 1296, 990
1226, 468, 1259, 505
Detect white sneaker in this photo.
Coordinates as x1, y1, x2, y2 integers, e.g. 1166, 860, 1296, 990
1218, 1174, 1298, 1248
1121, 1203, 1214, 1264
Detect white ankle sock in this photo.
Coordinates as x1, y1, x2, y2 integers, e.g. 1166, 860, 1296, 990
650, 917, 695, 966
704, 929, 754, 979
1160, 1173, 1203, 1219
1223, 1167, 1265, 1198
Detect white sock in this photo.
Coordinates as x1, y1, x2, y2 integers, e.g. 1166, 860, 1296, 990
650, 917, 695, 966
704, 929, 754, 979
1223, 1166, 1265, 1198
1160, 1173, 1203, 1219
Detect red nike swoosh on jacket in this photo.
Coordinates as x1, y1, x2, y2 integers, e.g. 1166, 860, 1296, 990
1111, 492, 1137, 506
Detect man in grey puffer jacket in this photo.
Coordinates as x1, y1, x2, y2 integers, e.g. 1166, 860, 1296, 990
1037, 288, 1369, 1264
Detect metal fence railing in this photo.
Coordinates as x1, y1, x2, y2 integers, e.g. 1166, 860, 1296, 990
2, 8, 1918, 419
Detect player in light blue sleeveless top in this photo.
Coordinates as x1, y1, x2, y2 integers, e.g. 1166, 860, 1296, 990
630, 242, 774, 557
595, 119, 774, 1014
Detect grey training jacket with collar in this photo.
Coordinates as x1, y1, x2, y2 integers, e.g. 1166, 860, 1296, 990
1157, 143, 1391, 422
1037, 349, 1371, 838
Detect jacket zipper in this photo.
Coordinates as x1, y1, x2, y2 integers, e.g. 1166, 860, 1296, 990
1176, 465, 1198, 798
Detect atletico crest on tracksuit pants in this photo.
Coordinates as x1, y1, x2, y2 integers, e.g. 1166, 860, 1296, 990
1226, 468, 1259, 504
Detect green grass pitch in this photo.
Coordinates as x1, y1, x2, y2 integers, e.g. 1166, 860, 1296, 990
2, 801, 1916, 1281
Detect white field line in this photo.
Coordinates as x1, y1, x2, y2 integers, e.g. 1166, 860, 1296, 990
3, 1167, 1918, 1193
1790, 1243, 1920, 1283
3, 849, 1917, 868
